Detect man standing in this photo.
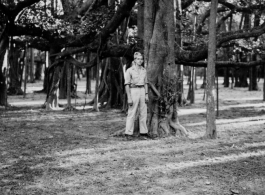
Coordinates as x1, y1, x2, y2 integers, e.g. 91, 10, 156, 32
124, 52, 149, 140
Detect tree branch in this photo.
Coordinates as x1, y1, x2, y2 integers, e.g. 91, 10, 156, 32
198, 0, 265, 14
177, 60, 265, 68
176, 21, 265, 62
0, 0, 40, 19
50, 0, 137, 57
12, 0, 40, 16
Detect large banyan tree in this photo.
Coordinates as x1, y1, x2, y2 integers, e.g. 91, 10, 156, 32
1, 0, 265, 137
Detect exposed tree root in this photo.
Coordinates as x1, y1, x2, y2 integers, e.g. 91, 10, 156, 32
169, 118, 189, 137
158, 119, 170, 137
45, 93, 59, 111
0, 102, 12, 109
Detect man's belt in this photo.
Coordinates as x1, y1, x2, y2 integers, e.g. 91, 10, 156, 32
130, 84, 144, 88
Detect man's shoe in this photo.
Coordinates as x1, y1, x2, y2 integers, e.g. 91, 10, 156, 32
125, 134, 134, 141
139, 134, 151, 140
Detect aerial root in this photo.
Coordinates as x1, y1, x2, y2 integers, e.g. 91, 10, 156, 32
169, 119, 189, 137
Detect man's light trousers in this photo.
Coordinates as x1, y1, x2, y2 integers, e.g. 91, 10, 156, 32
125, 87, 148, 135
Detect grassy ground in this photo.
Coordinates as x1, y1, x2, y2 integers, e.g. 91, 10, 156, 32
0, 78, 265, 195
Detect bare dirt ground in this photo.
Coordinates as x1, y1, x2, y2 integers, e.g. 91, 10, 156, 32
1, 78, 265, 195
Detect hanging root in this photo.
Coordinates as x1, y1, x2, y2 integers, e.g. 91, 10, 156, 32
169, 118, 189, 137
158, 119, 171, 137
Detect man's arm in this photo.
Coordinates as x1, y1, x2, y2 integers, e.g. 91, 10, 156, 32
144, 73, 149, 103
124, 68, 133, 106
125, 84, 133, 106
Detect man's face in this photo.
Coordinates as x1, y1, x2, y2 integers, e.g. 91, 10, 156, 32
135, 56, 143, 66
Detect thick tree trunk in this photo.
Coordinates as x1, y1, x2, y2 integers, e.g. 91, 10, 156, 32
35, 61, 43, 81
59, 64, 67, 99
46, 45, 62, 110
145, 0, 187, 137
90, 57, 124, 108
8, 43, 24, 95
0, 69, 7, 106
0, 28, 9, 106
58, 52, 76, 101
63, 60, 77, 111
137, 1, 144, 40
205, 0, 218, 139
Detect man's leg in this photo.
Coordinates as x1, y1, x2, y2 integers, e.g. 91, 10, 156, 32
139, 88, 148, 134
125, 88, 140, 135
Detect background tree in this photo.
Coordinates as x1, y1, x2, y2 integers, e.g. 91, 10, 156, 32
205, 0, 218, 139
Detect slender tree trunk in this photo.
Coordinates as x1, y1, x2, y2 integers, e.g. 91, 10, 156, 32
39, 51, 50, 93
176, 0, 185, 105
187, 67, 195, 103
93, 56, 100, 111
223, 67, 230, 87
249, 53, 258, 91
85, 52, 92, 94
263, 64, 265, 101
23, 43, 28, 98
86, 67, 92, 94
201, 67, 207, 88
224, 15, 233, 88
205, 0, 218, 139
29, 48, 35, 83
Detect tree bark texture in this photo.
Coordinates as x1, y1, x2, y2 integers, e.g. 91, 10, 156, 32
0, 27, 9, 106
263, 64, 265, 101
205, 0, 218, 139
145, 0, 188, 137
29, 47, 35, 83
59, 64, 67, 99
89, 57, 124, 109
249, 53, 258, 91
8, 43, 24, 95
46, 45, 62, 110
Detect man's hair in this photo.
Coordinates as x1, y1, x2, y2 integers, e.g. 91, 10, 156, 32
134, 52, 143, 59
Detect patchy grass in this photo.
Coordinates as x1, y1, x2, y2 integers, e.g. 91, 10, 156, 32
1, 80, 265, 195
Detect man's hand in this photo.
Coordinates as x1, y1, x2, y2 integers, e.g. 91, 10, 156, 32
145, 94, 149, 103
128, 97, 133, 107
